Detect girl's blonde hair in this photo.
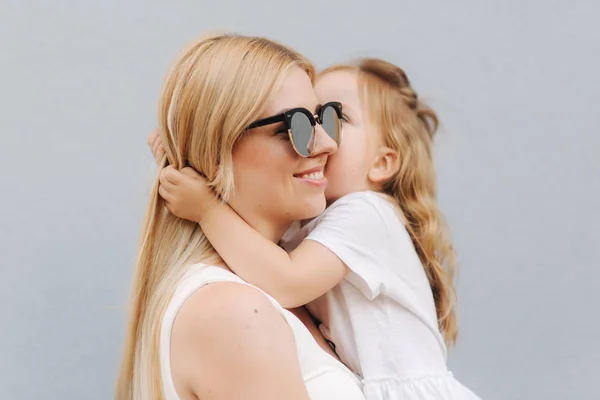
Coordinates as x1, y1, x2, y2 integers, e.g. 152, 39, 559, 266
116, 33, 315, 399
320, 59, 458, 345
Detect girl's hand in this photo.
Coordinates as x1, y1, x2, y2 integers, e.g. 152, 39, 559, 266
158, 166, 218, 224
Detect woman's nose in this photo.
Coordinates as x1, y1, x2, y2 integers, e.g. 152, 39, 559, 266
309, 124, 338, 157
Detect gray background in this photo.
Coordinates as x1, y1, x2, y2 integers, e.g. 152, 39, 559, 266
1, 0, 598, 399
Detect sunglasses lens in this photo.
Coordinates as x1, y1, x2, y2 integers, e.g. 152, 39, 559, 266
290, 111, 313, 157
321, 105, 341, 145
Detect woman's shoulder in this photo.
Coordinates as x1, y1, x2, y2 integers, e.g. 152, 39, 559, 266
175, 277, 285, 338
169, 273, 304, 396
167, 265, 365, 399
174, 264, 286, 332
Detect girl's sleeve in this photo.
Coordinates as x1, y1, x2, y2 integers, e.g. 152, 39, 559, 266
305, 192, 393, 300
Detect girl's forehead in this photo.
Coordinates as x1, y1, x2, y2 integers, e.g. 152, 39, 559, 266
316, 72, 359, 100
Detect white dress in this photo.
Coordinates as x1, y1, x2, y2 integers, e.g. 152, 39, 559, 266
280, 191, 481, 400
159, 263, 366, 400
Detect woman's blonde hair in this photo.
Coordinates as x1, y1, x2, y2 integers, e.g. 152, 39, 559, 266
320, 59, 458, 345
116, 33, 315, 399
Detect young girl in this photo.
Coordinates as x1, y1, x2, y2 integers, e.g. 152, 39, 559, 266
153, 58, 480, 399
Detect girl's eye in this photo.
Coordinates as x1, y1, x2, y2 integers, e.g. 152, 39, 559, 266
341, 114, 350, 123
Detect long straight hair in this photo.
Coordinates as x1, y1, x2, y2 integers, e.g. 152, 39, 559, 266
116, 33, 315, 399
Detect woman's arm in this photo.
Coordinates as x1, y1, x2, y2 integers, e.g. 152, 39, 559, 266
159, 166, 349, 308
171, 282, 311, 400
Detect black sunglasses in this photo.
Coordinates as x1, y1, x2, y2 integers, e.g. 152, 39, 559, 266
247, 102, 343, 157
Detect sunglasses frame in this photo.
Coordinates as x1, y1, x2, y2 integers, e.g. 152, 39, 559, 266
247, 101, 343, 157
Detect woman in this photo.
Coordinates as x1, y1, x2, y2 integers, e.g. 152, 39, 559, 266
117, 34, 365, 399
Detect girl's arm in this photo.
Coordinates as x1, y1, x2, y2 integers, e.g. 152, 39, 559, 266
159, 166, 348, 308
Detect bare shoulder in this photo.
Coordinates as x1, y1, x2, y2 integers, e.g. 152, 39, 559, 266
171, 281, 309, 399
175, 280, 285, 337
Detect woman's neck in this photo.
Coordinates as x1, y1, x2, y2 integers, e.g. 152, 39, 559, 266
253, 219, 290, 243
235, 207, 291, 244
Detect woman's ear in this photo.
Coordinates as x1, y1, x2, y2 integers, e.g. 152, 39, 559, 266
368, 147, 400, 184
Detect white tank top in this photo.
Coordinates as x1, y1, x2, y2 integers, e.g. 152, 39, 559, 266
159, 264, 365, 400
